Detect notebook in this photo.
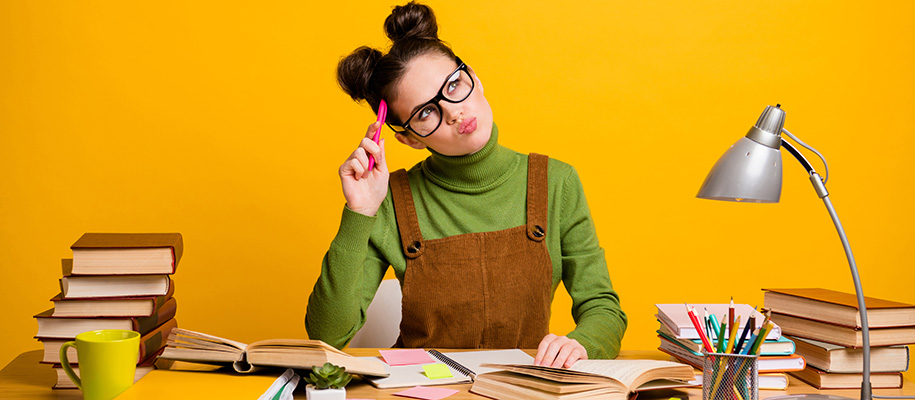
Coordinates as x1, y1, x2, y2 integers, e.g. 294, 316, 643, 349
364, 349, 534, 389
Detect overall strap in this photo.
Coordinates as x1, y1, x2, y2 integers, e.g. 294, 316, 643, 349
389, 169, 426, 259
526, 153, 549, 242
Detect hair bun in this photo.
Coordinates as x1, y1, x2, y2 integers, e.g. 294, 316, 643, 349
337, 46, 383, 102
384, 1, 439, 42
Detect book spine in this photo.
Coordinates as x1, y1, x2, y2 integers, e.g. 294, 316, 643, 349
134, 298, 177, 334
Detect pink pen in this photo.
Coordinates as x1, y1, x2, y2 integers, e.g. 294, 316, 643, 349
367, 99, 387, 171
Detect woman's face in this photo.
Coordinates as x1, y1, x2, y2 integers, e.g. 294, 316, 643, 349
390, 53, 494, 157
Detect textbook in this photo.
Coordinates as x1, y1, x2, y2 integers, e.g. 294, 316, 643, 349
658, 336, 806, 372
789, 365, 903, 389
365, 349, 534, 388
51, 281, 174, 317
470, 360, 695, 400
70, 233, 183, 275
763, 288, 915, 329
41, 317, 176, 364
693, 372, 789, 390
34, 297, 177, 339
60, 272, 172, 299
158, 328, 388, 377
52, 349, 162, 389
655, 303, 781, 340
657, 323, 795, 355
789, 335, 910, 373
770, 312, 915, 348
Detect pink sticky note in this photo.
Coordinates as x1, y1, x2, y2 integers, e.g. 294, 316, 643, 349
379, 349, 434, 366
392, 386, 459, 400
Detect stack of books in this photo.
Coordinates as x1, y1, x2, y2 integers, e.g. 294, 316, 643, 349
764, 288, 914, 389
33, 233, 183, 389
655, 303, 806, 390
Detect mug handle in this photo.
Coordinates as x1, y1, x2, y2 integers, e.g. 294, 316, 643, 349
59, 341, 82, 390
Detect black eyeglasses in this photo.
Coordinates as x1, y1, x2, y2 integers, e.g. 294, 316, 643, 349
387, 57, 475, 137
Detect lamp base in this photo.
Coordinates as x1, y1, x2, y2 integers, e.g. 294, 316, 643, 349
766, 395, 857, 400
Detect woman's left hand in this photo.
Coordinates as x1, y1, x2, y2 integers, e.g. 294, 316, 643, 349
534, 333, 588, 368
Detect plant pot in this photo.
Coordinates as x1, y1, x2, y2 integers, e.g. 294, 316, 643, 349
305, 384, 346, 400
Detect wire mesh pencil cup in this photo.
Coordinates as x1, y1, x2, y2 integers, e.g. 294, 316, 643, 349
702, 352, 759, 400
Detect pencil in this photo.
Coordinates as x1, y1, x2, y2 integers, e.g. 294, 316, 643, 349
728, 297, 735, 331
732, 314, 754, 354
716, 320, 727, 353
725, 315, 741, 354
685, 304, 713, 353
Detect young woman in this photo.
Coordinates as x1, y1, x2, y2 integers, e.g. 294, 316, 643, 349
305, 1, 626, 368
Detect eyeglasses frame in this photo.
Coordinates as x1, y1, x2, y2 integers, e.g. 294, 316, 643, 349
386, 57, 474, 138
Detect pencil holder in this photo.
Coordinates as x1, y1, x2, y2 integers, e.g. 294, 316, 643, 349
701, 353, 758, 400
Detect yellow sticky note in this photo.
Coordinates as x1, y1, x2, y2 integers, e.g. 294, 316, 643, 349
422, 363, 453, 379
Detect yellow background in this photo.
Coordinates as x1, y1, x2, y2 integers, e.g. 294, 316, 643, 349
2, 0, 914, 381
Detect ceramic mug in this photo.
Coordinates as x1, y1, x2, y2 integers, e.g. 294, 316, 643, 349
59, 329, 140, 400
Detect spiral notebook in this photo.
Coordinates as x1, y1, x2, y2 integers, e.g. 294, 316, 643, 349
364, 349, 534, 389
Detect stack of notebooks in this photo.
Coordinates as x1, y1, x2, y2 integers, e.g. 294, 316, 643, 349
33, 233, 183, 389
764, 288, 914, 389
655, 303, 806, 390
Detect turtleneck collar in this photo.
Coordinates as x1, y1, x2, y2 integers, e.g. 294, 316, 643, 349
421, 124, 519, 193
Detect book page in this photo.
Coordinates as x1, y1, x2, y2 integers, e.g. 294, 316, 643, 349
570, 360, 694, 390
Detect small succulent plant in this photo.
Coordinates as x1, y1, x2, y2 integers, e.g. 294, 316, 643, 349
304, 362, 352, 390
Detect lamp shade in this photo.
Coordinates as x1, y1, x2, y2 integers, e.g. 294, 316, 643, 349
696, 105, 786, 203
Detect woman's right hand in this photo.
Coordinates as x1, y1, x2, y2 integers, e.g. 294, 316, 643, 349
339, 121, 389, 217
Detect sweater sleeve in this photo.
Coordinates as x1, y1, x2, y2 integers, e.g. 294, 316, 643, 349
557, 167, 628, 359
304, 204, 390, 349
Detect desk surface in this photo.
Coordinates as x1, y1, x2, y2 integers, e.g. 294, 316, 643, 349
1, 349, 912, 400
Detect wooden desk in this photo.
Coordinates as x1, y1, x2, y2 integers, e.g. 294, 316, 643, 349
2, 349, 912, 400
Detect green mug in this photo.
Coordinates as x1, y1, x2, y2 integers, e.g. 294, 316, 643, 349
59, 329, 140, 400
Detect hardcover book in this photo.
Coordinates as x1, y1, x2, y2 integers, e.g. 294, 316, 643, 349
763, 288, 915, 329
60, 273, 172, 299
70, 233, 183, 275
788, 365, 903, 389
655, 303, 780, 340
788, 335, 909, 373
51, 281, 174, 317
470, 360, 695, 400
770, 312, 915, 348
657, 322, 795, 355
41, 318, 177, 364
658, 336, 806, 372
34, 297, 177, 339
158, 328, 388, 377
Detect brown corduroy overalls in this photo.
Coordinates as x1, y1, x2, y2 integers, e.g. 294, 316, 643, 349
389, 153, 553, 349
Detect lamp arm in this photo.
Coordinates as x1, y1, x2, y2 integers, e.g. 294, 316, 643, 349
781, 139, 872, 400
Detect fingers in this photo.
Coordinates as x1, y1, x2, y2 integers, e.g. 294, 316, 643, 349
534, 334, 588, 369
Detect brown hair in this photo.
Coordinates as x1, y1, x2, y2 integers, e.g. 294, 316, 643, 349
336, 1, 456, 124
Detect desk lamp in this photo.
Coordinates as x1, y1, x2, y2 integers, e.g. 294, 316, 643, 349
696, 104, 871, 400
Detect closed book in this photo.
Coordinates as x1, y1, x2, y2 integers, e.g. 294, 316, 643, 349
70, 233, 183, 275
41, 318, 177, 364
658, 322, 795, 356
51, 282, 174, 317
60, 273, 172, 299
770, 312, 915, 348
35, 297, 177, 339
658, 336, 806, 372
655, 303, 780, 340
788, 365, 903, 389
764, 288, 915, 329
692, 372, 789, 390
52, 348, 161, 389
789, 335, 909, 373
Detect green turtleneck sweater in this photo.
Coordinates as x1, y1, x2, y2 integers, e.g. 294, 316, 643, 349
305, 125, 627, 358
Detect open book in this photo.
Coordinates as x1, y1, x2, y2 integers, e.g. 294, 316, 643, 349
158, 328, 388, 377
471, 360, 695, 400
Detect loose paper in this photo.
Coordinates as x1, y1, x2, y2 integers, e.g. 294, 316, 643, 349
421, 363, 453, 379
392, 386, 459, 400
379, 349, 434, 366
